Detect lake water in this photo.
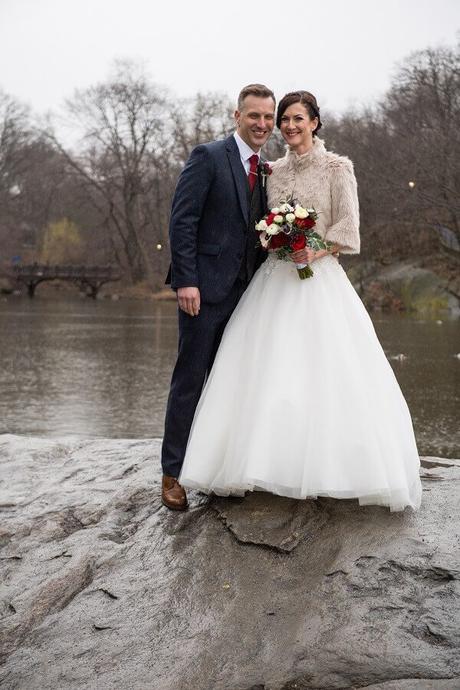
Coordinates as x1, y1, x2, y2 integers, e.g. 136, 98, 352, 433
1, 295, 459, 458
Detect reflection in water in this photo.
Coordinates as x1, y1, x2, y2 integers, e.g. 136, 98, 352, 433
1, 296, 459, 458
1, 297, 178, 440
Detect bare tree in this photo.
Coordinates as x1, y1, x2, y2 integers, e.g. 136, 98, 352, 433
47, 60, 173, 285
0, 91, 32, 257
323, 44, 459, 262
382, 45, 460, 236
0, 92, 70, 266
170, 92, 234, 163
0, 90, 31, 197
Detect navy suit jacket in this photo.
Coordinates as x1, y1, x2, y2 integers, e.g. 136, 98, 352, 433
166, 135, 266, 304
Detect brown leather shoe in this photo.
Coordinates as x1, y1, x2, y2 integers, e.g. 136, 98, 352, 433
161, 475, 188, 511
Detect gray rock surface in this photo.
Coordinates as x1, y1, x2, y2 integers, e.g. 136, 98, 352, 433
0, 435, 459, 690
346, 259, 460, 315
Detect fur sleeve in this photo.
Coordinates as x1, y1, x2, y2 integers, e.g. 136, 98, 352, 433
325, 157, 360, 254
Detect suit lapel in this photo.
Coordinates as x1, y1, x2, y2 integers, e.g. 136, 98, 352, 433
225, 136, 250, 224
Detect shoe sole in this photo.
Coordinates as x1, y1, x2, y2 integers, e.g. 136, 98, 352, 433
161, 498, 188, 511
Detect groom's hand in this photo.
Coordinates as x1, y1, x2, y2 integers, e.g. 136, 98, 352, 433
177, 287, 201, 316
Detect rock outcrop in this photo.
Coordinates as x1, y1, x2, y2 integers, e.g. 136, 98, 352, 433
346, 259, 460, 315
0, 435, 459, 690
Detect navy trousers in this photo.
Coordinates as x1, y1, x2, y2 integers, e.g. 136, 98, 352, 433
161, 279, 246, 478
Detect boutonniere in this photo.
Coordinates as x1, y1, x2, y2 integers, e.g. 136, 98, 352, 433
259, 162, 273, 188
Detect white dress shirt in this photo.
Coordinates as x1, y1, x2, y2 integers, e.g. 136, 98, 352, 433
233, 132, 260, 175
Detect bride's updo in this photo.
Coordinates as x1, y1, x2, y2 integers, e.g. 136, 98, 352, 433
276, 91, 323, 135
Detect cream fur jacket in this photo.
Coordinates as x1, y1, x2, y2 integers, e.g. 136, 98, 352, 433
267, 137, 360, 254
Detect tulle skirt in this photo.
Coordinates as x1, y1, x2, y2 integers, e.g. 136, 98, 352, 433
179, 254, 422, 511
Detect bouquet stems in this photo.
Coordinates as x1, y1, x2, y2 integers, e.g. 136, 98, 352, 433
296, 263, 314, 279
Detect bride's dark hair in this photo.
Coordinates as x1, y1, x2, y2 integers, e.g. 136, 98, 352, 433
276, 91, 322, 135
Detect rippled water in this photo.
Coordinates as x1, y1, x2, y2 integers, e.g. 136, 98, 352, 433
1, 295, 459, 457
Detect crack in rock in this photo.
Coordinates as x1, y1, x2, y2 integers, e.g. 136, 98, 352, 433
273, 676, 460, 689
0, 555, 96, 664
211, 492, 327, 552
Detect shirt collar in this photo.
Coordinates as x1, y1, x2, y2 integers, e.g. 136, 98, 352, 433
233, 131, 260, 162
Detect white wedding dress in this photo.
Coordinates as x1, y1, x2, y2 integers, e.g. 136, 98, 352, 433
179, 253, 422, 511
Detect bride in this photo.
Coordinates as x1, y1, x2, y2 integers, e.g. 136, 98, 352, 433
179, 90, 422, 512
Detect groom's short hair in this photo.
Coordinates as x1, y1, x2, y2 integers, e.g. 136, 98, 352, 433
237, 84, 275, 110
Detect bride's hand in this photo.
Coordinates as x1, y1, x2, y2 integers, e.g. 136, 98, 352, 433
291, 248, 322, 264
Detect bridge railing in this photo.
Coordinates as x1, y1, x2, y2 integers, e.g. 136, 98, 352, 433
12, 264, 121, 279
11, 264, 122, 298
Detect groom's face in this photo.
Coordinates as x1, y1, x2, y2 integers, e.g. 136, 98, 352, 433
235, 95, 275, 152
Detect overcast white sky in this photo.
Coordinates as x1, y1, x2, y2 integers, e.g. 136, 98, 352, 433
0, 0, 458, 117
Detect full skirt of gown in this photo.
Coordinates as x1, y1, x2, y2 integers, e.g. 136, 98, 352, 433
178, 254, 422, 511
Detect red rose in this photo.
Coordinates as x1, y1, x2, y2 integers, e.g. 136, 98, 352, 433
295, 217, 315, 230
291, 234, 306, 251
270, 233, 289, 249
265, 213, 276, 226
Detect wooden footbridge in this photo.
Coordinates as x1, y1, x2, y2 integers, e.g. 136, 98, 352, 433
12, 264, 121, 298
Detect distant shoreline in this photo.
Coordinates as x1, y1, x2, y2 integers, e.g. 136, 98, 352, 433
1, 255, 459, 315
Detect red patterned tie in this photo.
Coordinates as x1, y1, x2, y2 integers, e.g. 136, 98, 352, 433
248, 154, 259, 192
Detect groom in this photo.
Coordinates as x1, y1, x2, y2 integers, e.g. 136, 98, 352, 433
161, 83, 276, 510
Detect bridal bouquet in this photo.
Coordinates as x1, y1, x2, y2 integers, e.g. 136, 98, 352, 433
255, 200, 331, 279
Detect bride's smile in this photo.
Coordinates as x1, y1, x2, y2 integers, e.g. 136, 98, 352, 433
279, 102, 319, 154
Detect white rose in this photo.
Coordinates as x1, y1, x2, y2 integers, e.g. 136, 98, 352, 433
270, 207, 279, 214
279, 203, 290, 213
266, 224, 280, 236
307, 208, 315, 215
286, 213, 295, 223
273, 214, 283, 224
256, 219, 267, 231
294, 205, 308, 219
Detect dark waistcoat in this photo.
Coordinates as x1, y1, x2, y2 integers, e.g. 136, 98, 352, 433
238, 172, 267, 284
